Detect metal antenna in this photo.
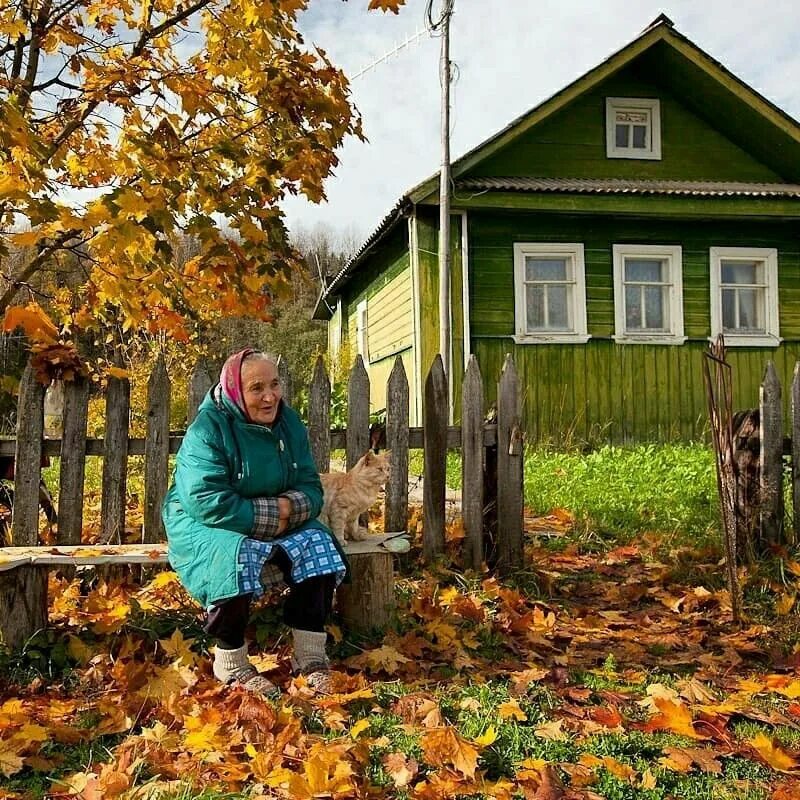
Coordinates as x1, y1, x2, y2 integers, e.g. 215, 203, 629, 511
350, 26, 428, 80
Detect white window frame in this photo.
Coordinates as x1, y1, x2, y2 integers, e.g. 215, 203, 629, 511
329, 297, 343, 358
606, 97, 661, 160
513, 243, 589, 344
612, 244, 686, 344
710, 247, 780, 347
356, 299, 369, 362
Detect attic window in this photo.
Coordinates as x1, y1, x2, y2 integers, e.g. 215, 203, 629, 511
606, 98, 661, 160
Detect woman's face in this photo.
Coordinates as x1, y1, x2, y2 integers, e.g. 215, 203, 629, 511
241, 358, 282, 425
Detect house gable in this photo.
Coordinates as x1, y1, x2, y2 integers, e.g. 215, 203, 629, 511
466, 61, 783, 183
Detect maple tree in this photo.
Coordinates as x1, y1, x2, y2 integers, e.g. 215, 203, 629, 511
0, 0, 404, 344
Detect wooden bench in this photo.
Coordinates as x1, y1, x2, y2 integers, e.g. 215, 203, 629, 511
0, 533, 408, 649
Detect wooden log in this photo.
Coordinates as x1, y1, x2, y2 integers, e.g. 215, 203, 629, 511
277, 355, 293, 409
423, 355, 448, 561
462, 355, 484, 570
496, 354, 524, 575
58, 374, 90, 550
0, 565, 48, 649
732, 409, 760, 562
793, 363, 800, 543
760, 361, 784, 547
308, 355, 331, 474
144, 356, 170, 544
346, 355, 370, 469
188, 359, 212, 424
101, 362, 130, 544
336, 551, 394, 632
12, 361, 45, 546
4, 362, 47, 647
385, 357, 409, 533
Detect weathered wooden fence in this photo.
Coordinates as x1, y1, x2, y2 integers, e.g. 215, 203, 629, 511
732, 360, 800, 552
2, 351, 525, 572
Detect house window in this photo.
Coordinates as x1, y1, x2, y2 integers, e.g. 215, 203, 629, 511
612, 244, 685, 344
606, 98, 661, 160
710, 247, 780, 346
513, 243, 589, 344
356, 299, 369, 361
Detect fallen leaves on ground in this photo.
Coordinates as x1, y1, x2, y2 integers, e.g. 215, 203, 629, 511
3, 509, 800, 799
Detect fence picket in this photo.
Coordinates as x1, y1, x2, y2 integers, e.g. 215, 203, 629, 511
347, 355, 370, 469
278, 356, 293, 409
462, 356, 484, 570
385, 356, 409, 532
188, 359, 212, 423
58, 375, 90, 545
101, 363, 130, 544
759, 361, 783, 546
12, 361, 45, 546
497, 354, 524, 574
308, 356, 331, 473
793, 362, 800, 543
144, 355, 170, 544
423, 355, 448, 561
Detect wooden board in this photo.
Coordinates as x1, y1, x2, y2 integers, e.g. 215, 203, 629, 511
0, 533, 410, 572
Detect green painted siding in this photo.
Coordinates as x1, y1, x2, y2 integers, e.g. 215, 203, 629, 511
340, 225, 416, 415
469, 62, 783, 183
465, 210, 800, 442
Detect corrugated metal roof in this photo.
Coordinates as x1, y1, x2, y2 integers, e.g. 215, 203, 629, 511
455, 177, 800, 197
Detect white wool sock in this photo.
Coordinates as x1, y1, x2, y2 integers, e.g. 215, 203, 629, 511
292, 629, 329, 672
213, 643, 250, 682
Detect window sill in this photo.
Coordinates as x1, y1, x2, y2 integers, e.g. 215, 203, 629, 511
606, 150, 661, 160
613, 334, 687, 345
708, 335, 783, 348
513, 333, 591, 345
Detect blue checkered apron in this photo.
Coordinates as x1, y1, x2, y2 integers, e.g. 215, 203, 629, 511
236, 528, 346, 598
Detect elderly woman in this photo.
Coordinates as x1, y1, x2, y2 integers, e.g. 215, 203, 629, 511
162, 349, 346, 695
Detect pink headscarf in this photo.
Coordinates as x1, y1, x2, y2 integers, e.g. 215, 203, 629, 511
219, 348, 255, 421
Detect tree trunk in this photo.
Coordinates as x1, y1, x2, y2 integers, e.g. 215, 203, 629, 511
337, 552, 394, 633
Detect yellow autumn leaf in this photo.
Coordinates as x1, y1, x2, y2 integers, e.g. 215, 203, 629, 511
158, 629, 197, 666
776, 592, 796, 616
474, 725, 498, 746
0, 746, 24, 778
350, 719, 370, 739
499, 699, 528, 721
750, 733, 800, 772
533, 719, 568, 741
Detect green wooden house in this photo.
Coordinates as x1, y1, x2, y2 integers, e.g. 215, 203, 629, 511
314, 15, 800, 442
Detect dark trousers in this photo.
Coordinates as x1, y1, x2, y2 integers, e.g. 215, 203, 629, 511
204, 544, 336, 649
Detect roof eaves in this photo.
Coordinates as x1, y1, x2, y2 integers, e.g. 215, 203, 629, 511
321, 198, 410, 301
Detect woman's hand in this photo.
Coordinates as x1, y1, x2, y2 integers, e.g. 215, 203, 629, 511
277, 497, 292, 535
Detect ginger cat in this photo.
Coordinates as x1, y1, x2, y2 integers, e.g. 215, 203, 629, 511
319, 450, 391, 545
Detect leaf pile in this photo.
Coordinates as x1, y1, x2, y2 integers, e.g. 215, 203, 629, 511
2, 520, 800, 799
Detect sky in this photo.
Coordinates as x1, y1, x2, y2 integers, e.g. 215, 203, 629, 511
281, 0, 800, 243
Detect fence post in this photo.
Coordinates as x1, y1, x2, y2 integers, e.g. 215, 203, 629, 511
496, 354, 524, 575
188, 358, 212, 424
462, 355, 484, 570
792, 362, 800, 544
346, 355, 370, 469
101, 359, 130, 544
58, 374, 90, 546
308, 355, 331, 474
760, 361, 783, 546
277, 355, 293, 409
0, 360, 47, 648
423, 355, 448, 561
144, 355, 170, 544
385, 356, 409, 532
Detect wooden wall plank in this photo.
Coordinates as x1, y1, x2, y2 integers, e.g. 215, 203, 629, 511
101, 364, 130, 544
385, 356, 409, 533
308, 356, 331, 474
462, 356, 484, 570
423, 355, 447, 561
144, 356, 170, 544
58, 375, 90, 546
496, 354, 524, 574
12, 361, 45, 546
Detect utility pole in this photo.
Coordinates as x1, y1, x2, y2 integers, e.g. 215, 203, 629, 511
437, 0, 454, 380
